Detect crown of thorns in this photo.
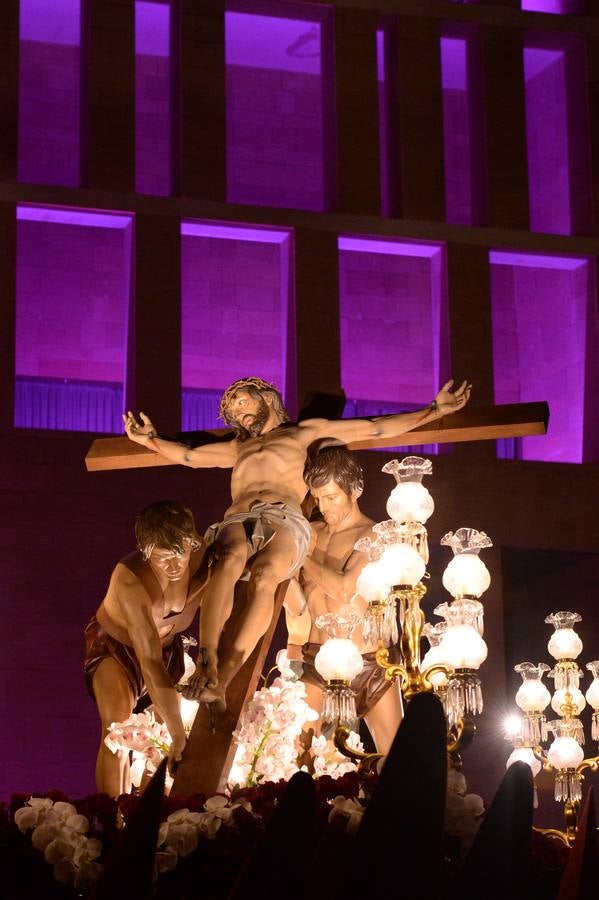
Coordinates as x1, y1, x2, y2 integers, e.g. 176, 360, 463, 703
219, 377, 280, 420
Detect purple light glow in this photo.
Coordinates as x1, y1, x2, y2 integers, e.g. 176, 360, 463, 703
225, 5, 334, 211
135, 0, 173, 196
441, 37, 467, 91
17, 204, 133, 229
18, 0, 82, 187
339, 236, 450, 418
181, 220, 293, 426
135, 1, 170, 57
522, 0, 584, 12
440, 26, 485, 227
181, 221, 291, 244
491, 250, 598, 463
523, 38, 592, 236
19, 0, 81, 46
15, 205, 133, 432
338, 236, 443, 259
376, 22, 400, 218
226, 12, 321, 75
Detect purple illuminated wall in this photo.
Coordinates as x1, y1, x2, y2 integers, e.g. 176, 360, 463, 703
225, 3, 335, 211
522, 0, 584, 13
339, 236, 450, 452
181, 221, 292, 430
524, 36, 592, 236
15, 206, 134, 432
376, 22, 400, 218
491, 250, 599, 463
18, 0, 83, 186
135, 0, 174, 196
441, 26, 485, 226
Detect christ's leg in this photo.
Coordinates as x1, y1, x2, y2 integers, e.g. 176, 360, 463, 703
363, 680, 403, 755
202, 524, 297, 707
188, 523, 248, 696
93, 658, 135, 797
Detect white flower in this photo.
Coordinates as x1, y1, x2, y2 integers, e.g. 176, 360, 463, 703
15, 806, 42, 833
53, 858, 76, 883
447, 769, 467, 796
155, 848, 178, 875
74, 861, 102, 891
328, 796, 364, 835
65, 814, 89, 834
45, 837, 75, 865
31, 822, 60, 851
464, 793, 484, 817
164, 823, 198, 858
52, 802, 78, 821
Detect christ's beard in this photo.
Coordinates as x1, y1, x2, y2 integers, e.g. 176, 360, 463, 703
234, 400, 270, 441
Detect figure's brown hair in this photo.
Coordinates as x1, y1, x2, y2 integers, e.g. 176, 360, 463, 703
219, 377, 289, 433
304, 446, 364, 496
135, 501, 201, 559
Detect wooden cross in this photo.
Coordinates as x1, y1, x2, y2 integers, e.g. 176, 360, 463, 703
85, 399, 548, 795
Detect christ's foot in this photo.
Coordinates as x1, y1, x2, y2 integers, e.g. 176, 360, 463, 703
182, 650, 219, 701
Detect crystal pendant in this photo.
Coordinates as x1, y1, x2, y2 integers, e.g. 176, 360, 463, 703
553, 770, 582, 804
445, 671, 483, 728
321, 682, 358, 728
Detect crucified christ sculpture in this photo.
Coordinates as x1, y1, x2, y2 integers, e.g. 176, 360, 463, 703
123, 376, 471, 715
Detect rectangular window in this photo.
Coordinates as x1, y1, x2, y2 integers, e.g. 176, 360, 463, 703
522, 1, 584, 13
339, 236, 450, 454
225, 1, 335, 211
376, 21, 400, 217
524, 35, 592, 235
441, 25, 485, 226
181, 220, 293, 430
135, 0, 176, 195
490, 250, 598, 463
18, 0, 83, 186
15, 205, 134, 432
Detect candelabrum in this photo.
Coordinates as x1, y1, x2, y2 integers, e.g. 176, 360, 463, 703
319, 455, 492, 771
504, 611, 599, 844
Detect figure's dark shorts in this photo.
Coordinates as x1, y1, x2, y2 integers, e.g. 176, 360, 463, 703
301, 641, 394, 718
84, 616, 184, 711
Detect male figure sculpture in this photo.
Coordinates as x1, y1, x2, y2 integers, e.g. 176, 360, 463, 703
84, 501, 207, 796
123, 376, 470, 711
289, 446, 403, 754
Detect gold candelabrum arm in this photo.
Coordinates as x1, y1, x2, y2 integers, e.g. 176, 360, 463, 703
333, 723, 384, 781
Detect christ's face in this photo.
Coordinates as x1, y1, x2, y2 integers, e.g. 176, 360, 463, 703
148, 545, 192, 581
226, 388, 270, 436
311, 479, 356, 527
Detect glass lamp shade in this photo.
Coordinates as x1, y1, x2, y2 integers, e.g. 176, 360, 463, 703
382, 457, 434, 525
514, 663, 551, 713
545, 612, 583, 660
356, 561, 391, 602
547, 735, 584, 770
551, 687, 586, 717
442, 554, 490, 599
440, 625, 487, 670
506, 747, 542, 778
386, 482, 434, 525
314, 638, 364, 682
378, 543, 425, 587
421, 644, 450, 688
179, 696, 199, 734
585, 662, 599, 710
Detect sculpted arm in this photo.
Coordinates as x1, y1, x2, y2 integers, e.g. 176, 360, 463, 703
113, 566, 186, 755
302, 549, 368, 614
123, 411, 237, 469
299, 379, 471, 445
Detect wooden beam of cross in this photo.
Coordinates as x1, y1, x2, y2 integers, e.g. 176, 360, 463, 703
87, 398, 549, 796
85, 401, 549, 471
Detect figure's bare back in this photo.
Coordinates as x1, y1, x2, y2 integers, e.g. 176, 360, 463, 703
227, 424, 315, 513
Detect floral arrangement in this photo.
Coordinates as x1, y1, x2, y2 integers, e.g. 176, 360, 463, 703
444, 767, 485, 857
104, 709, 172, 789
13, 797, 103, 891
229, 650, 363, 786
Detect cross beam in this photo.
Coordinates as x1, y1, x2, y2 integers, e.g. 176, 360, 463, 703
84, 402, 549, 471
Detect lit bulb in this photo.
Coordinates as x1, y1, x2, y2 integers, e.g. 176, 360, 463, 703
551, 687, 586, 717
439, 626, 487, 670
506, 747, 542, 778
503, 714, 523, 740
356, 561, 390, 602
547, 630, 583, 661
314, 638, 364, 682
442, 554, 490, 599
547, 736, 584, 770
179, 696, 199, 734
386, 482, 434, 525
514, 665, 551, 713
378, 543, 425, 587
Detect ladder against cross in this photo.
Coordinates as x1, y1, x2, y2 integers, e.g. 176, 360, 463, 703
85, 400, 549, 795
